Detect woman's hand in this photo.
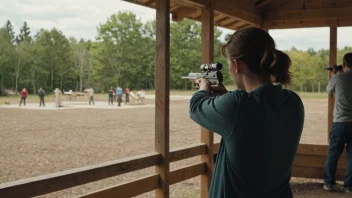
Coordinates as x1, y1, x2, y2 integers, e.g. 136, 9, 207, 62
211, 84, 228, 96
196, 78, 211, 92
196, 78, 228, 96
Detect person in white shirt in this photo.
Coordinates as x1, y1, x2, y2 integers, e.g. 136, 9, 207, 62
89, 88, 95, 105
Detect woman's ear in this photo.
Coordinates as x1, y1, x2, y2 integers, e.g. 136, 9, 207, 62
234, 59, 240, 73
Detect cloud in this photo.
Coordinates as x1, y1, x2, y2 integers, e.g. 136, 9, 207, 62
1, 0, 352, 50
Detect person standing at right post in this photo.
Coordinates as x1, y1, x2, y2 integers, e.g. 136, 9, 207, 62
323, 53, 352, 193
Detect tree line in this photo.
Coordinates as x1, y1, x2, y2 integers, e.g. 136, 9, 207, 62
0, 11, 350, 96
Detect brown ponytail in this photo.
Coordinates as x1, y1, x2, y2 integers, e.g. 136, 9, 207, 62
222, 27, 292, 85
260, 49, 292, 85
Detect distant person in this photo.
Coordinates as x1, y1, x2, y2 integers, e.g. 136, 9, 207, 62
19, 88, 28, 106
54, 88, 62, 107
89, 87, 95, 105
137, 89, 145, 104
137, 89, 145, 98
125, 87, 130, 104
108, 87, 114, 105
38, 87, 45, 107
323, 53, 352, 193
116, 86, 123, 107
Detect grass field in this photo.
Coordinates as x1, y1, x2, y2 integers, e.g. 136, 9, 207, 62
0, 91, 349, 198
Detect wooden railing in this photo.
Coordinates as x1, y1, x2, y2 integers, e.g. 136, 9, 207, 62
0, 143, 346, 198
0, 143, 207, 198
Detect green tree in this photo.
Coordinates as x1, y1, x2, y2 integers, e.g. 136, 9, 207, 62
4, 20, 15, 43
0, 28, 15, 95
94, 11, 145, 90
16, 21, 31, 44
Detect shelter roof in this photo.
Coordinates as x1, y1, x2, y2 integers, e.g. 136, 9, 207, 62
123, 0, 352, 29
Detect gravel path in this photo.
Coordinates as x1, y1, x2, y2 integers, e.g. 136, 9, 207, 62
0, 98, 350, 197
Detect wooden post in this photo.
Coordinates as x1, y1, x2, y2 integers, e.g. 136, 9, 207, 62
200, 3, 214, 198
328, 26, 337, 144
155, 0, 170, 197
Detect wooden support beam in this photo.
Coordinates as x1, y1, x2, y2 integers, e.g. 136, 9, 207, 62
262, 17, 352, 29
264, 7, 352, 21
263, 0, 352, 11
328, 26, 337, 144
155, 0, 170, 197
200, 3, 214, 198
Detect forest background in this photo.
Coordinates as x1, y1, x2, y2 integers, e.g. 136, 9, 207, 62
0, 11, 349, 95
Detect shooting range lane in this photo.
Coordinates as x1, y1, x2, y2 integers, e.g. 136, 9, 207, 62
0, 95, 192, 111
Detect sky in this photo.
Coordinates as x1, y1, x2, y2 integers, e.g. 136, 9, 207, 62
1, 0, 352, 51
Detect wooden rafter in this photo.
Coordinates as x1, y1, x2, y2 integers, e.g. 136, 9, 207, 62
171, 6, 197, 21
261, 0, 291, 10
255, 0, 275, 8
227, 20, 248, 29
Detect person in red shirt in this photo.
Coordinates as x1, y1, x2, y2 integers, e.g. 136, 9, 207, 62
19, 88, 28, 106
125, 87, 130, 104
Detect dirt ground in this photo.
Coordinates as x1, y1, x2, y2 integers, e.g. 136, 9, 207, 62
0, 97, 350, 198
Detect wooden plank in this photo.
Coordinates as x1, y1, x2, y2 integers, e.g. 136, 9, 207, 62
218, 18, 239, 27
296, 144, 347, 157
212, 0, 262, 25
155, 0, 170, 197
328, 26, 337, 144
294, 154, 347, 169
261, 17, 352, 29
264, 0, 352, 11
77, 174, 160, 198
171, 6, 197, 21
292, 166, 345, 181
169, 143, 206, 162
200, 4, 214, 198
0, 152, 160, 198
260, 0, 290, 11
169, 162, 206, 185
264, 7, 352, 21
255, 0, 275, 8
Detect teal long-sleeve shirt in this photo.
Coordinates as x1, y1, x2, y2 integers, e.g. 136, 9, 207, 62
189, 84, 304, 198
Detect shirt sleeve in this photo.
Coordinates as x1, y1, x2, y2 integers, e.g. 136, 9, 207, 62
327, 74, 338, 95
189, 90, 240, 139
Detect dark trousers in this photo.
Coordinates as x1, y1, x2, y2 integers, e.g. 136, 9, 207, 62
89, 96, 95, 105
125, 93, 129, 103
19, 97, 26, 106
39, 97, 45, 107
324, 122, 352, 187
117, 95, 122, 106
108, 96, 113, 105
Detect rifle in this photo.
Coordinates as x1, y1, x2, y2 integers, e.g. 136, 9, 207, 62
181, 62, 223, 88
